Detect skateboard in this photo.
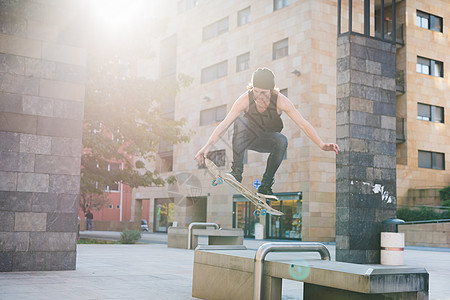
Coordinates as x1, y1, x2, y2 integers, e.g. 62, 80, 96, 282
205, 158, 283, 217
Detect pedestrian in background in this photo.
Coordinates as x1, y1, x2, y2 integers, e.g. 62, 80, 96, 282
85, 209, 93, 231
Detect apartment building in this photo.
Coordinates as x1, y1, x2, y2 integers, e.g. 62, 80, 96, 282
134, 0, 449, 241
396, 0, 449, 206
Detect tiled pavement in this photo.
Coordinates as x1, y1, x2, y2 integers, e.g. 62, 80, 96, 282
1, 231, 449, 299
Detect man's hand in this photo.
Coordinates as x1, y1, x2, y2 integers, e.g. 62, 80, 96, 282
321, 143, 340, 154
194, 145, 210, 166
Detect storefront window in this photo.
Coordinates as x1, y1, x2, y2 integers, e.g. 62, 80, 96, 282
267, 198, 302, 239
233, 192, 302, 239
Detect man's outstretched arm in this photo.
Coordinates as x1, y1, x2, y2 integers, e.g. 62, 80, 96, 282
278, 94, 339, 154
194, 93, 248, 165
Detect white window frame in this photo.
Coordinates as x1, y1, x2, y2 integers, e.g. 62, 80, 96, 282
236, 52, 250, 72
203, 17, 229, 41
274, 0, 289, 11
273, 38, 289, 60
201, 60, 228, 83
238, 6, 251, 26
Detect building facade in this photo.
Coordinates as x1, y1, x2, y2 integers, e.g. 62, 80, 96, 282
134, 0, 449, 241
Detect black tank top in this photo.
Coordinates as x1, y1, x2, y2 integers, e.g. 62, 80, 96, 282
244, 91, 283, 133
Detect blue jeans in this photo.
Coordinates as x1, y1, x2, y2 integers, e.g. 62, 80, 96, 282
231, 116, 288, 185
86, 219, 92, 231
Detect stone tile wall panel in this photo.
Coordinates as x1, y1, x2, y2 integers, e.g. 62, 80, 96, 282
0, 0, 85, 271
336, 34, 397, 264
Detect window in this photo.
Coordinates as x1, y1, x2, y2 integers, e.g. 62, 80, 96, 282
106, 163, 120, 192
159, 154, 173, 173
96, 163, 120, 192
417, 103, 444, 123
416, 10, 443, 32
418, 150, 445, 170
200, 105, 227, 126
236, 52, 250, 72
160, 35, 177, 78
201, 60, 228, 83
116, 205, 120, 209
238, 6, 251, 26
274, 0, 289, 11
108, 205, 113, 209
199, 150, 226, 169
178, 0, 198, 13
273, 38, 288, 60
416, 56, 443, 77
203, 17, 228, 41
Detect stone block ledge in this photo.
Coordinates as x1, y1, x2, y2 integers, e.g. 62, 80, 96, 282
192, 249, 429, 300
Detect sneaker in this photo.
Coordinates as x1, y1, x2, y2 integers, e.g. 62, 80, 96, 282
257, 184, 274, 196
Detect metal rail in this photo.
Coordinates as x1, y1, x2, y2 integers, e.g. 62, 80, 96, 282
402, 219, 450, 225
188, 222, 220, 250
253, 242, 331, 300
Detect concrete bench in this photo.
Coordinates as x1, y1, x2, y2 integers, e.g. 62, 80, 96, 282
192, 246, 429, 300
167, 227, 244, 249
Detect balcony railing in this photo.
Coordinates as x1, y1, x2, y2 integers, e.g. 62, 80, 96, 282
377, 22, 404, 46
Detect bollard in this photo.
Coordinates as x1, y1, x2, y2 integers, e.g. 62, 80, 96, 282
254, 223, 264, 240
381, 218, 405, 266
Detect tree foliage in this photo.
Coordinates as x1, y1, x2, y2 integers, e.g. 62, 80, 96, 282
80, 10, 191, 212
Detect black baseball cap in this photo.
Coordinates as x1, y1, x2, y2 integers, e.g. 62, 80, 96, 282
252, 67, 275, 90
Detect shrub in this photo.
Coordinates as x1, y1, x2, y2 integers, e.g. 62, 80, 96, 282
119, 229, 142, 244
439, 186, 450, 207
397, 207, 449, 222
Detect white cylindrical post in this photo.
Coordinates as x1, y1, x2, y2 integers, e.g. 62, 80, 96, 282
254, 223, 264, 240
381, 232, 405, 265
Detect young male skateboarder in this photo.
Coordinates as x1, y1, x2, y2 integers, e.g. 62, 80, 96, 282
195, 67, 339, 196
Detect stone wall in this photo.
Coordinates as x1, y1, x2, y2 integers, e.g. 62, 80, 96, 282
0, 0, 86, 271
400, 222, 450, 248
86, 220, 140, 232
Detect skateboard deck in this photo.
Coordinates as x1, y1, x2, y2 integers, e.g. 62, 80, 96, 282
205, 158, 283, 216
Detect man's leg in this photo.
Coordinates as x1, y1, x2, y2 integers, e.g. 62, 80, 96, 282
249, 132, 288, 195
231, 116, 258, 182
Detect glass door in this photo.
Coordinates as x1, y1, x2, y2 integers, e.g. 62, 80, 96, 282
154, 198, 174, 233
234, 200, 257, 237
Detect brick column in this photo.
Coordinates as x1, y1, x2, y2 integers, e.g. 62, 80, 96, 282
0, 0, 85, 271
335, 34, 397, 264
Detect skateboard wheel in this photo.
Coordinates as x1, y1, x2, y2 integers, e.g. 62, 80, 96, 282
217, 178, 223, 184
212, 179, 218, 186
260, 209, 267, 216
253, 210, 260, 217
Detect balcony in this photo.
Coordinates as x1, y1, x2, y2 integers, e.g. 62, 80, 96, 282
396, 70, 405, 95
396, 117, 405, 143
376, 22, 404, 47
